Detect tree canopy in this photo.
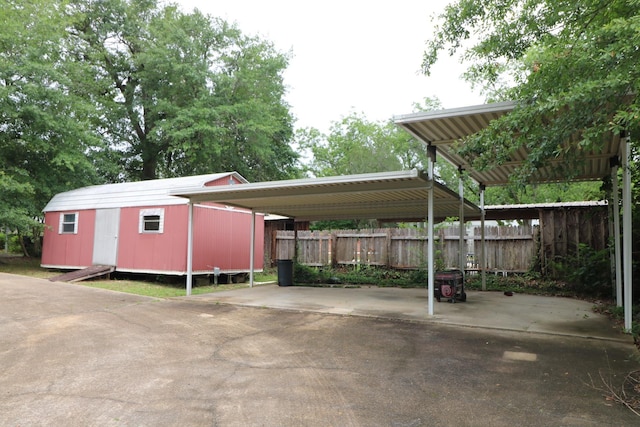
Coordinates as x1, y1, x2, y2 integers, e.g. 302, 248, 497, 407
296, 100, 442, 178
5, 0, 632, 248
295, 104, 436, 229
0, 0, 100, 242
296, 113, 425, 177
66, 0, 298, 182
424, 0, 640, 185
1, 0, 300, 248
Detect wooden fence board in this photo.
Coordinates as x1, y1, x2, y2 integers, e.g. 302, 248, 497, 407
272, 214, 605, 274
273, 227, 534, 271
538, 206, 608, 275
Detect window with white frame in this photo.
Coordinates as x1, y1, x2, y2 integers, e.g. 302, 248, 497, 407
59, 212, 79, 234
139, 208, 164, 233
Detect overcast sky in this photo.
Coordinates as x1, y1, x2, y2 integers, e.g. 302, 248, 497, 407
176, 0, 484, 132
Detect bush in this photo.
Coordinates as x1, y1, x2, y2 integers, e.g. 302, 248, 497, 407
293, 263, 328, 284
464, 273, 568, 295
409, 267, 429, 285
291, 264, 415, 287
550, 244, 612, 298
0, 233, 23, 254
593, 303, 640, 345
290, 261, 616, 299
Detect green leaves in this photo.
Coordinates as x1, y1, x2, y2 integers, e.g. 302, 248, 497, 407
425, 0, 640, 186
0, 0, 300, 242
66, 0, 296, 181
296, 111, 432, 178
0, 0, 100, 236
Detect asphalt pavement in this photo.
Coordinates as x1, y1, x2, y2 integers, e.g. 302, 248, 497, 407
1, 273, 638, 426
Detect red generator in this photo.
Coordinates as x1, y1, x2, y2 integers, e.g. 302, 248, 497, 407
435, 269, 466, 303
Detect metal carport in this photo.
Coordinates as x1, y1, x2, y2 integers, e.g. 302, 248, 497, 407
172, 101, 632, 328
394, 101, 633, 331
172, 169, 480, 316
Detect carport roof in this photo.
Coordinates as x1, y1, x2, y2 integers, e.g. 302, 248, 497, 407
171, 169, 479, 222
394, 101, 622, 186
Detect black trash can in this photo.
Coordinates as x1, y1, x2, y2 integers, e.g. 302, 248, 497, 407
277, 259, 293, 287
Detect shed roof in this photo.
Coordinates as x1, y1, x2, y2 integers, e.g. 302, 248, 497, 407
394, 101, 622, 186
43, 172, 246, 212
171, 169, 480, 222
481, 201, 608, 221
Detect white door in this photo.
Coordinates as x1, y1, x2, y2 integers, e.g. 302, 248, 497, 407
92, 208, 120, 266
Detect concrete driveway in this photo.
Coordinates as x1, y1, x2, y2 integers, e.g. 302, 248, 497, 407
1, 273, 638, 426
196, 284, 632, 342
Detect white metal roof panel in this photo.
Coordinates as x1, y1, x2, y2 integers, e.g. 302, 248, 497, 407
486, 201, 608, 210
43, 173, 246, 212
394, 102, 621, 186
471, 200, 609, 221
171, 170, 480, 222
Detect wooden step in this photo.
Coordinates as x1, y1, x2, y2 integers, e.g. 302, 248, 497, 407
49, 265, 115, 283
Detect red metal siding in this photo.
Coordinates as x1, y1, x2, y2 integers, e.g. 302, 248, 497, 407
43, 200, 264, 274
41, 210, 95, 267
204, 176, 241, 187
116, 205, 188, 273
192, 206, 265, 273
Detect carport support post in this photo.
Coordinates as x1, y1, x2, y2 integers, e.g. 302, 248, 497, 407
611, 161, 622, 307
186, 201, 194, 296
427, 145, 436, 316
480, 184, 486, 291
458, 167, 466, 276
249, 210, 255, 288
622, 133, 632, 332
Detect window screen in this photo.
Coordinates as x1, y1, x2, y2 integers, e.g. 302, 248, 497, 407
59, 212, 78, 234
139, 208, 164, 233
143, 215, 161, 231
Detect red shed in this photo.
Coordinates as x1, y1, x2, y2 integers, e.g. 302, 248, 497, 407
41, 173, 264, 278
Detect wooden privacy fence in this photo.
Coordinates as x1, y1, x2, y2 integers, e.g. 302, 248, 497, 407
538, 206, 608, 275
272, 225, 538, 272
470, 225, 538, 272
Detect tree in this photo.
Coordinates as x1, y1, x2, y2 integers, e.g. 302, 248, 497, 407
295, 108, 436, 229
297, 111, 431, 178
423, 0, 640, 186
1, 0, 300, 253
1, 0, 101, 254
66, 0, 298, 181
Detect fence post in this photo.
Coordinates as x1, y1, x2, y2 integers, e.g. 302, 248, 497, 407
330, 232, 337, 267
386, 228, 392, 268
271, 230, 278, 267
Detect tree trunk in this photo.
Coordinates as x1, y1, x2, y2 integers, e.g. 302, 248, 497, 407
17, 232, 30, 258
142, 156, 157, 180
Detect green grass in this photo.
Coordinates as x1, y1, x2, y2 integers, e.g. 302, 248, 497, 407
0, 255, 277, 297
81, 279, 259, 297
0, 256, 57, 279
